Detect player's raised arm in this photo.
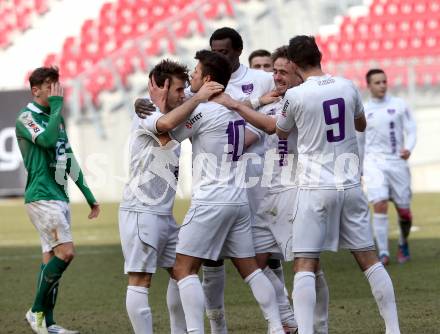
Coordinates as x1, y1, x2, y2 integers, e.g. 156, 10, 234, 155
213, 92, 277, 134
33, 82, 64, 148
153, 81, 223, 133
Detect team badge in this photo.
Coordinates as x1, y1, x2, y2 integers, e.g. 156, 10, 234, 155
241, 83, 254, 94
387, 109, 396, 115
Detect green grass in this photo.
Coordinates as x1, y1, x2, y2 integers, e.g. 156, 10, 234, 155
1, 194, 439, 333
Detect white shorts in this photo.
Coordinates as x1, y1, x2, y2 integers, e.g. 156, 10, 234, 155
253, 188, 297, 261
177, 204, 255, 261
26, 200, 72, 253
364, 157, 412, 207
291, 186, 375, 253
119, 209, 179, 274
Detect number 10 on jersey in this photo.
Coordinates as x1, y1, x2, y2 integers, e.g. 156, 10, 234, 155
226, 120, 245, 161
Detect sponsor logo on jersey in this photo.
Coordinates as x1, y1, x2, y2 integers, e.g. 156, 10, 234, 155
387, 109, 396, 115
185, 112, 202, 129
281, 100, 290, 117
318, 78, 335, 85
241, 83, 254, 94
27, 120, 41, 133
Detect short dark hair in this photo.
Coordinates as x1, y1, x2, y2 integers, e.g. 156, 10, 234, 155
366, 68, 386, 84
209, 27, 243, 51
195, 50, 232, 87
29, 67, 59, 89
248, 49, 271, 66
287, 35, 322, 70
271, 46, 289, 63
149, 59, 189, 87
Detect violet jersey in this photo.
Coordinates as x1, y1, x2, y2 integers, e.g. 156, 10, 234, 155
120, 111, 180, 214
262, 99, 298, 192
363, 95, 416, 160
170, 102, 248, 205
276, 74, 364, 190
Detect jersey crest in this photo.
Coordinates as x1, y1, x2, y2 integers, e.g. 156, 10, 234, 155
241, 83, 254, 94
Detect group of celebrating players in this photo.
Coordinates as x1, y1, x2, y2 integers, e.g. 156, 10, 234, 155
17, 25, 416, 334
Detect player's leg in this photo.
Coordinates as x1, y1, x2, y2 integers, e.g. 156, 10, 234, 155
372, 200, 390, 264
314, 267, 329, 334
119, 210, 167, 334
231, 257, 284, 334
292, 256, 320, 334
202, 259, 227, 334
352, 250, 401, 334
173, 254, 205, 334
364, 158, 391, 264
395, 206, 412, 263
163, 217, 186, 334
256, 253, 296, 332
389, 163, 413, 263
166, 269, 187, 334
342, 187, 400, 334
126, 272, 153, 334
26, 201, 74, 333
291, 189, 339, 334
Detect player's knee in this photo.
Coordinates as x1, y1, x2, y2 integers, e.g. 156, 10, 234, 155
373, 201, 388, 213
62, 250, 75, 262
397, 208, 412, 221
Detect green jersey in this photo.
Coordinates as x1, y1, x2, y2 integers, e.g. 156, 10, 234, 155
15, 96, 96, 206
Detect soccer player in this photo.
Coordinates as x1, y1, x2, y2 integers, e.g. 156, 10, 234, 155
153, 49, 284, 334
360, 69, 417, 265
203, 27, 282, 333
276, 36, 401, 334
215, 45, 330, 333
119, 59, 223, 334
249, 49, 273, 72
16, 67, 100, 334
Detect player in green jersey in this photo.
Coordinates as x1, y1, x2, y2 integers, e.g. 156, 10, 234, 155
16, 67, 100, 334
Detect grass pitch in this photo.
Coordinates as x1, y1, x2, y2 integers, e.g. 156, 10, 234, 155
0, 194, 439, 333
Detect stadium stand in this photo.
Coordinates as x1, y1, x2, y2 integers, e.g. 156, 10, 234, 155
318, 0, 440, 88
0, 0, 51, 49
36, 0, 234, 108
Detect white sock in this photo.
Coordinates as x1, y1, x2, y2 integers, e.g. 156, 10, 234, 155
126, 286, 153, 334
202, 265, 227, 334
245, 269, 283, 333
364, 263, 401, 334
178, 275, 205, 334
263, 267, 296, 328
167, 278, 187, 334
293, 272, 316, 334
314, 270, 329, 334
373, 213, 389, 257
271, 264, 286, 287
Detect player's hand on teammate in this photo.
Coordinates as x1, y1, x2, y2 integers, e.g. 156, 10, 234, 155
259, 90, 281, 106
134, 98, 155, 119
195, 81, 224, 102
49, 82, 64, 97
88, 202, 100, 219
148, 76, 169, 113
400, 149, 411, 160
211, 92, 238, 110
